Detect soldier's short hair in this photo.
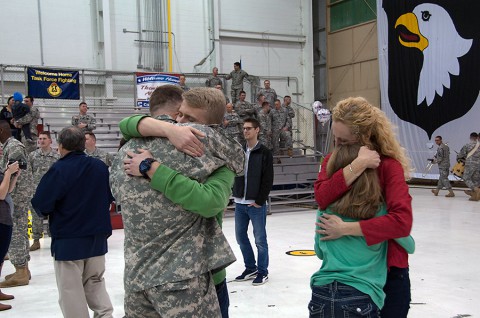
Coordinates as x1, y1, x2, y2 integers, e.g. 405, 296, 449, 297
239, 91, 246, 95
262, 102, 270, 108
234, 62, 241, 68
25, 95, 34, 102
39, 131, 52, 139
85, 131, 96, 141
275, 99, 281, 103
183, 88, 226, 125
79, 101, 87, 107
257, 94, 264, 100
58, 127, 85, 152
149, 85, 183, 116
470, 132, 478, 138
435, 136, 442, 141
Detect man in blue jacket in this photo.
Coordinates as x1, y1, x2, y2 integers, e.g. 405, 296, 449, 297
233, 117, 274, 286
31, 127, 114, 318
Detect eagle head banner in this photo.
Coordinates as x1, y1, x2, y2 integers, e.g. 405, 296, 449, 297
377, 0, 480, 179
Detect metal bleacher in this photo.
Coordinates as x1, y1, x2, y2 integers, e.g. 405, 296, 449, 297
39, 106, 149, 153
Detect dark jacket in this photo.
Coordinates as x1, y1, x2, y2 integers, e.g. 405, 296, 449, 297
233, 142, 274, 206
31, 151, 113, 260
12, 101, 29, 120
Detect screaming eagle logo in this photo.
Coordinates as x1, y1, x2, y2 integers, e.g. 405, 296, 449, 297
47, 82, 62, 98
384, 1, 480, 138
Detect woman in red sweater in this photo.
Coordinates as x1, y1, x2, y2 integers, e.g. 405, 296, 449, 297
314, 97, 413, 317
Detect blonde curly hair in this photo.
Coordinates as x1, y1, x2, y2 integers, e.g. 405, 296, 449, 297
332, 97, 411, 179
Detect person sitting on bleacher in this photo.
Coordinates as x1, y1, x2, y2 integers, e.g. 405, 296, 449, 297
71, 102, 96, 132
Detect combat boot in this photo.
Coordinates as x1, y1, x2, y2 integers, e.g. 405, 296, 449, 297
0, 303, 12, 311
468, 187, 480, 201
464, 190, 472, 196
1, 265, 29, 287
445, 190, 455, 197
0, 290, 14, 301
431, 189, 439, 196
29, 239, 40, 251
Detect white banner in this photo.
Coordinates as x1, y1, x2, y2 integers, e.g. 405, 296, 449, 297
136, 72, 180, 108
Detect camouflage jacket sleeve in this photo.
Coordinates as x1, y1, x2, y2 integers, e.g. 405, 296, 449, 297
203, 127, 245, 175
286, 105, 295, 118
119, 115, 148, 141
150, 164, 234, 217
71, 115, 79, 126
434, 146, 445, 164
87, 116, 96, 131
15, 106, 40, 126
457, 144, 469, 161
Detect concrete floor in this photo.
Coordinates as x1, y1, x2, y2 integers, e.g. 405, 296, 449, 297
0, 187, 479, 317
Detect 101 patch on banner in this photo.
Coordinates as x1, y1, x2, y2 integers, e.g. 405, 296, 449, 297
28, 67, 80, 100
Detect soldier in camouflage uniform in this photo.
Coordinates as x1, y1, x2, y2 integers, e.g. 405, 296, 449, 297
457, 132, 480, 201
205, 67, 223, 87
14, 96, 40, 153
431, 136, 454, 197
257, 102, 272, 149
0, 121, 32, 288
225, 62, 249, 104
270, 99, 293, 156
28, 132, 60, 251
110, 87, 243, 318
84, 132, 114, 167
235, 91, 257, 145
71, 102, 96, 132
256, 80, 277, 108
222, 103, 241, 143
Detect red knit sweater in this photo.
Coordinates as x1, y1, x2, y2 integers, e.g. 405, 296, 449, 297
314, 154, 413, 269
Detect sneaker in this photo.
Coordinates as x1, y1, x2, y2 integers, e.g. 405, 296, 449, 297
252, 273, 268, 286
235, 269, 258, 281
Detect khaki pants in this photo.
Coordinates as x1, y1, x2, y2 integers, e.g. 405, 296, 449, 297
54, 255, 113, 318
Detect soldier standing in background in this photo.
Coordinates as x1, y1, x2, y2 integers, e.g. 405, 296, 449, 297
257, 102, 272, 150
84, 132, 114, 167
28, 132, 60, 251
14, 96, 40, 153
71, 102, 96, 132
205, 67, 223, 87
178, 74, 190, 92
457, 132, 480, 201
222, 103, 241, 143
257, 80, 277, 108
431, 136, 454, 197
270, 99, 293, 157
226, 62, 249, 104
0, 121, 32, 288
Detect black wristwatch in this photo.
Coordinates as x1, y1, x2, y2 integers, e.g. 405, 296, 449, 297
139, 158, 157, 179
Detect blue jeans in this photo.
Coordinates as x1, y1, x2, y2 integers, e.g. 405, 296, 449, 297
308, 282, 380, 318
381, 267, 410, 317
234, 203, 269, 275
215, 279, 229, 318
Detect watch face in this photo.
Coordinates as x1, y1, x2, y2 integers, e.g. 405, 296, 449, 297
139, 161, 149, 175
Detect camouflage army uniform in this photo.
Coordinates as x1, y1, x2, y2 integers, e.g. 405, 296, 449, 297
0, 137, 33, 267
71, 114, 96, 132
257, 110, 272, 149
16, 106, 40, 153
85, 147, 114, 167
458, 141, 480, 191
28, 148, 60, 240
222, 111, 241, 143
110, 115, 244, 318
257, 88, 277, 108
270, 107, 293, 155
226, 70, 249, 104
235, 100, 257, 122
205, 76, 223, 88
433, 143, 451, 190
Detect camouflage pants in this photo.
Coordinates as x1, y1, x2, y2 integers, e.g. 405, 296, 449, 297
463, 163, 480, 190
436, 168, 452, 190
30, 205, 45, 240
124, 272, 221, 318
8, 201, 30, 266
259, 133, 272, 150
230, 88, 242, 105
272, 130, 292, 155
21, 134, 38, 153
